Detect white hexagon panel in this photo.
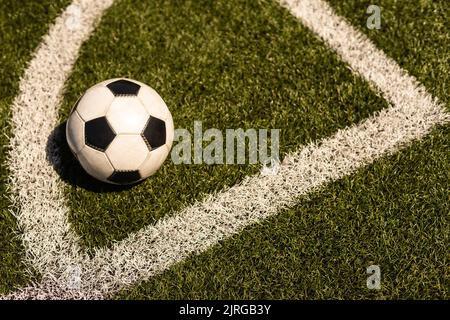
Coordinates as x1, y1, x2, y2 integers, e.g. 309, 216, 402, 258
106, 97, 149, 134
75, 85, 115, 122
105, 135, 149, 171
66, 78, 175, 185
77, 146, 115, 183
66, 110, 85, 154
138, 145, 171, 178
137, 83, 171, 121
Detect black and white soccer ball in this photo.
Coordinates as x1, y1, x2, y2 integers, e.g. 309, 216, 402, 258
66, 78, 174, 185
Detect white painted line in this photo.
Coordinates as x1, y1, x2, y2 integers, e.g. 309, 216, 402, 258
5, 0, 114, 297
280, 0, 438, 118
3, 0, 449, 299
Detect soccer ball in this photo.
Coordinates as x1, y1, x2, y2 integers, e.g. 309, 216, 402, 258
66, 78, 174, 185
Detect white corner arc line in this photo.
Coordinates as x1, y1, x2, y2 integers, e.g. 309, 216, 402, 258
4, 0, 115, 298
3, 0, 449, 299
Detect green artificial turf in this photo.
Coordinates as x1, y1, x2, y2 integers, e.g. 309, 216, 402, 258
119, 126, 449, 299
116, 0, 450, 299
0, 0, 71, 294
0, 0, 448, 299
60, 0, 389, 251
327, 0, 449, 108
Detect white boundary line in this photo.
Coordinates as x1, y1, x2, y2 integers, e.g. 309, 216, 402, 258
3, 0, 449, 299
4, 0, 114, 298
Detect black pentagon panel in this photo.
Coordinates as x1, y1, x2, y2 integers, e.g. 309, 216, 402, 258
106, 79, 141, 96
108, 171, 141, 184
142, 116, 166, 150
85, 117, 116, 151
